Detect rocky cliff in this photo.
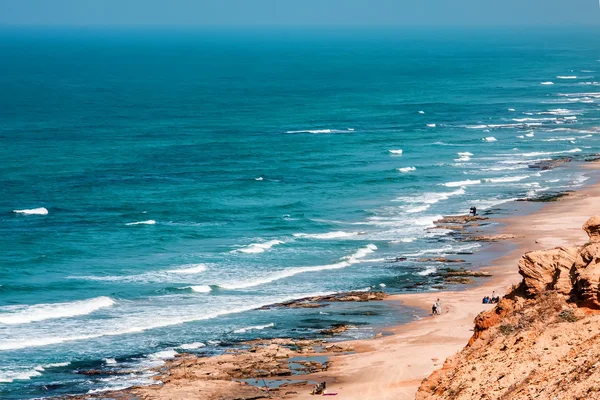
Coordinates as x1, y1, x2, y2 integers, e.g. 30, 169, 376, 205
416, 216, 600, 400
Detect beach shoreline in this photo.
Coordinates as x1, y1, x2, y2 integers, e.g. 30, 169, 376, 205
64, 161, 600, 400
281, 161, 600, 400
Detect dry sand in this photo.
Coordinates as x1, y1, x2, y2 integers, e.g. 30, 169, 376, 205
287, 164, 600, 400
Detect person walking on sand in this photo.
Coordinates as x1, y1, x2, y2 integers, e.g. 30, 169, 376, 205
435, 298, 441, 315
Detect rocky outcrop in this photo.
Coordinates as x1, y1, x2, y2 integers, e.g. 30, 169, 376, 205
417, 216, 600, 400
465, 233, 518, 242
528, 157, 572, 170
258, 291, 387, 310
516, 216, 600, 308
434, 215, 488, 225
583, 215, 600, 242
518, 246, 580, 297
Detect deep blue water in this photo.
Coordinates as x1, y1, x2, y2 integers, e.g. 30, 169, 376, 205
1, 27, 599, 398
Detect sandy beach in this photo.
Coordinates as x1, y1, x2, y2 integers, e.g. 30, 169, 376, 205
283, 163, 600, 400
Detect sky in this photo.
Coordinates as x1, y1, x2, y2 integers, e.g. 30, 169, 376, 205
0, 0, 598, 27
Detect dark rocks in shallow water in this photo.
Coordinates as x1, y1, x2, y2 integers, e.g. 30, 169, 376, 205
463, 234, 518, 242
516, 191, 573, 203
584, 154, 600, 162
441, 268, 492, 278
75, 369, 135, 376
406, 281, 426, 289
434, 215, 488, 225
528, 157, 572, 170
258, 291, 388, 310
417, 257, 465, 263
320, 324, 350, 335
428, 224, 465, 231
391, 257, 407, 262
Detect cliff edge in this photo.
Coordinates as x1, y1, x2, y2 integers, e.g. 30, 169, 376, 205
416, 216, 600, 400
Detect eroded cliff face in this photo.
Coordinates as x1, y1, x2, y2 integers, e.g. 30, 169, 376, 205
417, 216, 600, 400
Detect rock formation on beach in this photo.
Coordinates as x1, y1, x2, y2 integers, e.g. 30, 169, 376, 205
416, 216, 600, 400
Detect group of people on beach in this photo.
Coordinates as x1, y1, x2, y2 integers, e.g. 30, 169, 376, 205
431, 298, 442, 315
482, 291, 501, 304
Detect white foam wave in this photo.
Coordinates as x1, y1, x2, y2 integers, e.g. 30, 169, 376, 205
418, 110, 425, 114
417, 266, 437, 276
455, 151, 473, 161
233, 323, 275, 334
405, 205, 430, 213
105, 358, 117, 365
234, 239, 284, 254
0, 296, 115, 325
70, 263, 208, 283
512, 117, 557, 123
388, 149, 403, 155
33, 362, 71, 374
189, 285, 212, 293
148, 350, 178, 360
167, 264, 207, 274
294, 231, 360, 240
0, 295, 337, 351
538, 108, 579, 116
405, 243, 481, 257
443, 179, 481, 188
126, 220, 156, 226
557, 76, 577, 79
218, 245, 377, 290
0, 368, 42, 383
397, 166, 416, 173
286, 129, 353, 134
13, 207, 48, 215
483, 136, 497, 142
541, 81, 554, 85
544, 137, 576, 142
520, 148, 581, 157
481, 165, 528, 171
525, 132, 535, 137
427, 123, 436, 128
396, 188, 465, 205
465, 124, 489, 129
485, 175, 529, 183
255, 177, 264, 181
178, 342, 206, 350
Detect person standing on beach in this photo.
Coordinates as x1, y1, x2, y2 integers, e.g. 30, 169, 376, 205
435, 298, 441, 315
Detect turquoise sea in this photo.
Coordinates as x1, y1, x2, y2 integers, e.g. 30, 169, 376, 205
1, 27, 599, 398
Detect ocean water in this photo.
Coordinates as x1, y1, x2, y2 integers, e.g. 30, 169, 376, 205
1, 27, 600, 398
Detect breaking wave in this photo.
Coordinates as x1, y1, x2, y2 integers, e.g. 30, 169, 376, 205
443, 179, 481, 188
217, 245, 377, 290
294, 231, 361, 240
233, 323, 275, 334
0, 297, 115, 325
12, 207, 48, 215
397, 166, 416, 173
126, 220, 156, 226
234, 239, 284, 254
286, 128, 353, 134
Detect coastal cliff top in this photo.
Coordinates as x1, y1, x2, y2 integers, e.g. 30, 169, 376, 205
417, 216, 600, 400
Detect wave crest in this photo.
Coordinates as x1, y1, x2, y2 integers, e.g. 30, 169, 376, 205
0, 296, 114, 325
234, 239, 284, 254
13, 207, 48, 215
